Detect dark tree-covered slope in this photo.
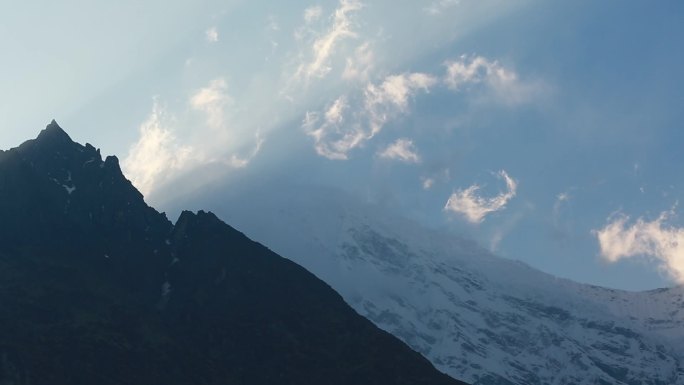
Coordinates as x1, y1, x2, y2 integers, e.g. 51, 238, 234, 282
0, 121, 467, 385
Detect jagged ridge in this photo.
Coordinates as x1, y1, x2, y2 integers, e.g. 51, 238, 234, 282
0, 121, 466, 385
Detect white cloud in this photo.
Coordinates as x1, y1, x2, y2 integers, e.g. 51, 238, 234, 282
295, 0, 363, 81
188, 78, 263, 168
595, 209, 684, 283
444, 55, 514, 90
444, 55, 539, 104
122, 101, 200, 197
378, 138, 421, 163
366, 72, 437, 110
124, 77, 265, 196
190, 78, 231, 129
444, 170, 518, 223
325, 94, 347, 124
303, 96, 364, 160
205, 27, 219, 43
303, 72, 436, 160
294, 49, 531, 160
120, 2, 542, 201
364, 72, 437, 135
425, 0, 460, 15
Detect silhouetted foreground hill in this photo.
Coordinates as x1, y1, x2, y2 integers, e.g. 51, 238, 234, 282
0, 121, 466, 385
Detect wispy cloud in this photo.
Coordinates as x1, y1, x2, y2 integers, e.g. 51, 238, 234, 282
378, 138, 421, 163
364, 73, 437, 135
302, 54, 536, 160
295, 0, 364, 82
595, 208, 684, 283
444, 55, 511, 90
114, 1, 546, 210
303, 72, 436, 160
190, 78, 231, 129
205, 27, 219, 43
122, 101, 200, 197
444, 55, 540, 104
188, 78, 263, 168
444, 170, 518, 223
366, 73, 437, 111
124, 77, 264, 196
302, 96, 359, 160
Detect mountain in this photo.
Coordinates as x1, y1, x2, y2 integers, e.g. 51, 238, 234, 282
0, 121, 466, 385
181, 181, 684, 385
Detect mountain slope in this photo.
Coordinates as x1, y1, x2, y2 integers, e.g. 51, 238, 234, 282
0, 121, 465, 385
187, 181, 684, 385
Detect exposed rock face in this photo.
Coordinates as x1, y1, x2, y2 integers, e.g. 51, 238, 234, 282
0, 122, 466, 385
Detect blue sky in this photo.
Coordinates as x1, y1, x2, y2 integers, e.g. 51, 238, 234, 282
1, 0, 683, 290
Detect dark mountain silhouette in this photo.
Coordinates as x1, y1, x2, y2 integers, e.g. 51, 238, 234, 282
0, 121, 467, 385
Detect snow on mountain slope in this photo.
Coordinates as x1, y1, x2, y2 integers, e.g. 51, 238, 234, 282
191, 183, 684, 385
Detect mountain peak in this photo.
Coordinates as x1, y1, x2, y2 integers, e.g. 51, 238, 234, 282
35, 119, 73, 146
1, 121, 173, 250
0, 124, 466, 385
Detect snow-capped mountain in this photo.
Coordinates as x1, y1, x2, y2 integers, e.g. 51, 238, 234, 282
190, 182, 684, 385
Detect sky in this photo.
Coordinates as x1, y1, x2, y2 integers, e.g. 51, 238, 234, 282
1, 0, 683, 291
